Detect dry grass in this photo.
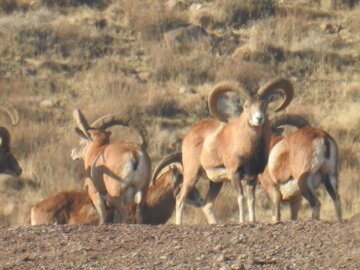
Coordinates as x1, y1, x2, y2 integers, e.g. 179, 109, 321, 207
0, 0, 359, 226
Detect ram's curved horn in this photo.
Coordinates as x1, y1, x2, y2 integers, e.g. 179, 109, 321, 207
91, 114, 148, 150
73, 109, 92, 140
257, 78, 294, 112
151, 152, 182, 185
208, 81, 252, 122
0, 100, 19, 126
271, 114, 310, 130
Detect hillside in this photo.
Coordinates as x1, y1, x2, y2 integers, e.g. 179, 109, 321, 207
0, 0, 359, 226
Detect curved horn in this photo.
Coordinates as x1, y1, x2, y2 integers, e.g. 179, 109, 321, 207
0, 100, 19, 126
257, 78, 294, 112
208, 80, 252, 122
271, 114, 310, 130
91, 114, 148, 150
73, 109, 91, 140
151, 152, 182, 185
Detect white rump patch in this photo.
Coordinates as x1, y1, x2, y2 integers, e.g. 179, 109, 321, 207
310, 138, 326, 172
121, 155, 136, 184
134, 191, 142, 204
205, 167, 230, 182
280, 179, 299, 200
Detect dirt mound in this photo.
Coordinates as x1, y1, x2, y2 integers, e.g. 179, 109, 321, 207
0, 219, 358, 269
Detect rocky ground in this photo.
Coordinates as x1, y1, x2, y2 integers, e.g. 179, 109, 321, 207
0, 218, 359, 270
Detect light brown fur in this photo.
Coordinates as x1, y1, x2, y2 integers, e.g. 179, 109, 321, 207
176, 78, 294, 224
260, 127, 341, 222
83, 136, 151, 224
31, 169, 202, 225
72, 110, 151, 224
30, 190, 113, 225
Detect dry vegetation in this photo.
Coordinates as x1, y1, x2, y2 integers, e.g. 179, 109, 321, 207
0, 0, 359, 226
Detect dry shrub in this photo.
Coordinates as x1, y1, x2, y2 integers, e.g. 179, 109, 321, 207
71, 57, 147, 116
338, 167, 360, 216
0, 0, 32, 14
148, 42, 219, 85
39, 0, 111, 9
345, 3, 360, 32
215, 0, 277, 27
215, 59, 272, 90
120, 0, 188, 40
189, 4, 227, 29
0, 0, 359, 226
0, 8, 113, 61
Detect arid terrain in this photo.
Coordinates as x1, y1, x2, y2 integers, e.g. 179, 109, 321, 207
0, 0, 360, 269
0, 219, 359, 269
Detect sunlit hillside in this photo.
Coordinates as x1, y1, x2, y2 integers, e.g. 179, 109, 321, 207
0, 0, 359, 225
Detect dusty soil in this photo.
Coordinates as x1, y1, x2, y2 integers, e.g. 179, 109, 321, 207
0, 219, 359, 270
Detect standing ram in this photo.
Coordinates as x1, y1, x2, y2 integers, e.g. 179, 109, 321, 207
260, 114, 341, 222
71, 109, 151, 224
176, 78, 294, 224
0, 100, 22, 176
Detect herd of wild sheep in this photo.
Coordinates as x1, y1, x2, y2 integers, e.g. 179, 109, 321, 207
1, 78, 342, 226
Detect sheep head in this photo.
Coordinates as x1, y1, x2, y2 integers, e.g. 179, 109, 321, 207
0, 101, 21, 176
71, 109, 148, 160
208, 78, 294, 126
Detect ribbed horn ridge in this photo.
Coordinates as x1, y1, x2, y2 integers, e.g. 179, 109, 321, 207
92, 114, 148, 150
0, 100, 19, 126
73, 109, 91, 140
208, 80, 251, 122
151, 152, 182, 185
258, 78, 294, 112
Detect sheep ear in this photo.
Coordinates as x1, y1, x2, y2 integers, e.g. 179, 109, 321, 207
74, 127, 90, 140
0, 137, 2, 146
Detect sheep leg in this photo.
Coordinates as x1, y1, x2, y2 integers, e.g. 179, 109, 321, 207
246, 178, 257, 222
176, 168, 200, 225
230, 171, 245, 223
134, 190, 143, 224
323, 174, 342, 220
86, 180, 107, 224
298, 173, 321, 219
94, 195, 107, 224
201, 181, 223, 224
110, 196, 127, 223
289, 195, 302, 220
270, 187, 281, 223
